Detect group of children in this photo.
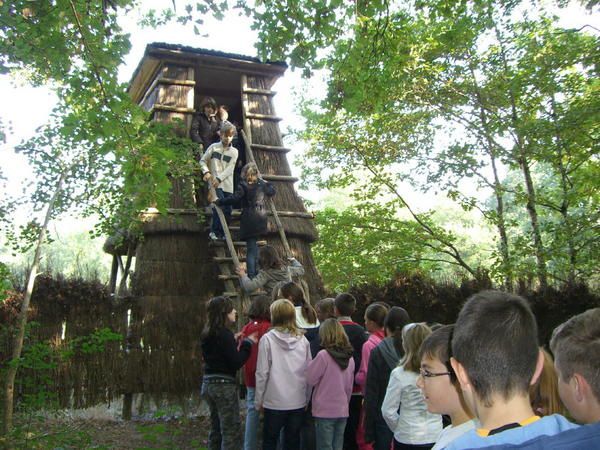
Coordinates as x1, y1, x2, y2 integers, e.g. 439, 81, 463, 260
201, 284, 600, 450
193, 96, 284, 284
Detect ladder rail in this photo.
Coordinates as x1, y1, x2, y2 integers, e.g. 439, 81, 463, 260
240, 129, 294, 259
240, 77, 311, 302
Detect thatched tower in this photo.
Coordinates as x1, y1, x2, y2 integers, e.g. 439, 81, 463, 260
103, 44, 323, 400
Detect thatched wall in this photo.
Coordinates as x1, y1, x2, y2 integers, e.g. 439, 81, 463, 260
3, 274, 597, 411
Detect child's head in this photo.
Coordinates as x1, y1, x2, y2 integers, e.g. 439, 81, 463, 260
550, 307, 600, 424
384, 306, 411, 355
319, 318, 351, 349
400, 323, 432, 373
364, 303, 388, 333
280, 282, 317, 324
315, 298, 336, 322
248, 295, 271, 321
203, 296, 235, 337
334, 293, 357, 317
270, 299, 301, 336
529, 348, 566, 417
218, 104, 229, 121
219, 120, 236, 146
259, 245, 284, 271
242, 162, 259, 184
417, 325, 465, 416
200, 97, 217, 116
451, 290, 542, 410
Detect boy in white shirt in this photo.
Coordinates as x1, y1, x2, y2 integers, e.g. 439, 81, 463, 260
199, 121, 238, 240
417, 325, 477, 449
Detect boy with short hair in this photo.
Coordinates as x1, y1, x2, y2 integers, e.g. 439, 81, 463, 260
191, 96, 219, 152
445, 290, 577, 449
200, 121, 238, 241
550, 307, 600, 424
334, 293, 367, 450
417, 325, 477, 449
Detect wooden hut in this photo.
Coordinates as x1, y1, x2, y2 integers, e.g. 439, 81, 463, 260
103, 44, 323, 400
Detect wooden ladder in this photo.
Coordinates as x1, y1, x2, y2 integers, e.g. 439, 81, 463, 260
240, 75, 311, 303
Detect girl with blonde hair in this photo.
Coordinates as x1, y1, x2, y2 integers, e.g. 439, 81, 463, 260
216, 162, 275, 278
382, 323, 442, 450
255, 299, 312, 450
529, 348, 566, 417
307, 318, 355, 450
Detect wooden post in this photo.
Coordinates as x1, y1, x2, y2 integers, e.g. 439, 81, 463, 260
109, 255, 119, 295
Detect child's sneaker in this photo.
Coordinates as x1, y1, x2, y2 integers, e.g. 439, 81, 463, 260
209, 232, 218, 241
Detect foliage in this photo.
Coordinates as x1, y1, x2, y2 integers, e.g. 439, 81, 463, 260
349, 272, 599, 344
0, 262, 11, 302
0, 321, 120, 448
271, 1, 599, 288
314, 205, 487, 291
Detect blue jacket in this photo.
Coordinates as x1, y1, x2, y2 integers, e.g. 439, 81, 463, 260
443, 414, 578, 449
483, 422, 600, 450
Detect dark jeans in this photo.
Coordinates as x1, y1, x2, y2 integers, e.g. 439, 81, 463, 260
212, 188, 232, 237
263, 407, 305, 450
246, 237, 259, 278
343, 395, 362, 450
393, 442, 434, 450
373, 416, 394, 450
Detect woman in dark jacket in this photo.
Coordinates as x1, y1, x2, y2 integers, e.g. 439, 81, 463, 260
216, 162, 275, 278
364, 306, 410, 450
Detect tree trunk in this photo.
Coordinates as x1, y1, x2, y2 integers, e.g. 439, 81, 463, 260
468, 59, 513, 290
494, 23, 548, 290
2, 169, 68, 436
518, 151, 548, 290
550, 95, 577, 285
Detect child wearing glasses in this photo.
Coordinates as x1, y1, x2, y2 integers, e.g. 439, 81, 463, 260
382, 323, 442, 450
444, 291, 578, 449
416, 325, 477, 450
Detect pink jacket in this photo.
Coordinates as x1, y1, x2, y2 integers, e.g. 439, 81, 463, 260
307, 349, 355, 418
255, 329, 312, 410
355, 329, 385, 392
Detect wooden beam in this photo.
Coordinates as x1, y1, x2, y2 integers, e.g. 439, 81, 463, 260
245, 113, 283, 121
262, 174, 299, 183
251, 144, 291, 153
243, 88, 276, 96
209, 240, 267, 248
201, 209, 314, 219
151, 104, 195, 114
214, 256, 247, 263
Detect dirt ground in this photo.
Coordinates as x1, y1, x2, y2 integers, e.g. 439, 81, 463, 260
2, 416, 212, 449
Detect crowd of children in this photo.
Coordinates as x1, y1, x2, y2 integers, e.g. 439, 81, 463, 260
195, 97, 599, 449
200, 282, 600, 450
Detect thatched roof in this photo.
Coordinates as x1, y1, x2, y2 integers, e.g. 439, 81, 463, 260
128, 43, 287, 105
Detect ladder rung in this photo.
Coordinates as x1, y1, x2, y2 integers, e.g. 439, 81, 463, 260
203, 209, 314, 219
245, 113, 283, 121
251, 144, 291, 153
205, 226, 240, 231
210, 240, 267, 247
218, 274, 239, 281
214, 256, 247, 263
262, 174, 298, 183
243, 88, 276, 96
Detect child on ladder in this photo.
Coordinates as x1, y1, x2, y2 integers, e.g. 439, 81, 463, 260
236, 245, 304, 297
215, 162, 275, 278
200, 120, 238, 241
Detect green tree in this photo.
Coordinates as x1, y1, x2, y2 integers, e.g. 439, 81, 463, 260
252, 0, 598, 288
1, 0, 196, 434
